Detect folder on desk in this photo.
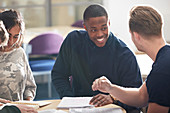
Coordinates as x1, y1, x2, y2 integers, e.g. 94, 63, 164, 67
57, 97, 94, 108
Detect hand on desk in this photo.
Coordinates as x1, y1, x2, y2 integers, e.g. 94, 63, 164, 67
16, 104, 38, 113
0, 98, 11, 106
89, 94, 113, 107
0, 98, 37, 113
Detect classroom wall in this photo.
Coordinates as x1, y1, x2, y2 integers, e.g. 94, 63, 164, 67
103, 0, 170, 51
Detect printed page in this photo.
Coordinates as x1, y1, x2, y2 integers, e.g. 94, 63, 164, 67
38, 109, 67, 113
69, 107, 123, 113
57, 97, 94, 108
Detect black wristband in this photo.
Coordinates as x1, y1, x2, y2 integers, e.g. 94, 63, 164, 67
109, 94, 118, 104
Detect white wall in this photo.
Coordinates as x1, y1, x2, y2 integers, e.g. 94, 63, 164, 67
103, 0, 170, 51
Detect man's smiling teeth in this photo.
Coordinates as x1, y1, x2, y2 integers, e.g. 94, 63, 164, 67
97, 38, 104, 42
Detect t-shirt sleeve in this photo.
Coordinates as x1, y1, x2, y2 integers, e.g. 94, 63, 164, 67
146, 46, 170, 107
146, 70, 170, 107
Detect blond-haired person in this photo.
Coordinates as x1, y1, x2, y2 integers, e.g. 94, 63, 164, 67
92, 6, 170, 113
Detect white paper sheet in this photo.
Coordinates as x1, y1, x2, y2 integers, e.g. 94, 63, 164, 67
38, 109, 67, 113
57, 97, 94, 108
69, 107, 123, 113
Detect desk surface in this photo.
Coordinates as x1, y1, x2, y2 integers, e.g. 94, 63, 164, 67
38, 99, 126, 113
24, 26, 83, 43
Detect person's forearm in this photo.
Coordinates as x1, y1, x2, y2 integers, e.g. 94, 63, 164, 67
108, 84, 147, 107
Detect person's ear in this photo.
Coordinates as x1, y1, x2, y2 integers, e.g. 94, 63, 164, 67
133, 32, 140, 41
108, 19, 110, 26
83, 22, 87, 31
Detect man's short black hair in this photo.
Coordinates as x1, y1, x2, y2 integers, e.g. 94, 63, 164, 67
83, 4, 108, 21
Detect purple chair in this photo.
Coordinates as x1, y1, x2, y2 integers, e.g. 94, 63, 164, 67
71, 20, 84, 28
28, 32, 64, 98
29, 32, 63, 55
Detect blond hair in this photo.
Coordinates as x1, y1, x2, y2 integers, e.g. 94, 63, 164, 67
129, 6, 162, 37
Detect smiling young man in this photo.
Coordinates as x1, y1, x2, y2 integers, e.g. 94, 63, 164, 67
52, 4, 142, 113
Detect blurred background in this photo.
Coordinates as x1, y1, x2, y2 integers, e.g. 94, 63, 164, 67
0, 0, 169, 100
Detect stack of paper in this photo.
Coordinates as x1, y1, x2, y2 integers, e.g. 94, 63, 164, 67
38, 109, 67, 113
57, 97, 94, 109
69, 108, 123, 113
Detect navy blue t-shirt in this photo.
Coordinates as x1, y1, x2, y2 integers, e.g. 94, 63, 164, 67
146, 45, 170, 109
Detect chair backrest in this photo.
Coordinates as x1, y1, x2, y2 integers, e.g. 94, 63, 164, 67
29, 32, 64, 55
71, 20, 83, 28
